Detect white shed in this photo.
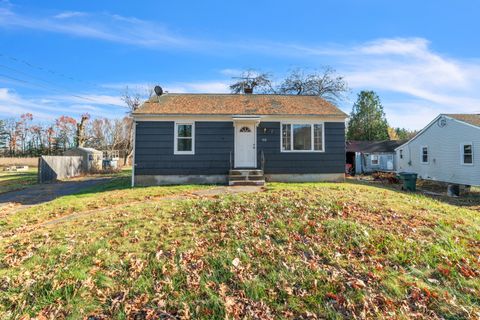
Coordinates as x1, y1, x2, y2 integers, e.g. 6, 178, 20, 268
64, 147, 103, 172
395, 114, 480, 186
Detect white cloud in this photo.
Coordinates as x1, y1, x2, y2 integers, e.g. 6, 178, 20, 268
53, 11, 87, 19
0, 87, 127, 120
165, 81, 230, 93
330, 38, 480, 128
219, 69, 244, 77
0, 7, 194, 49
56, 94, 124, 106
0, 88, 53, 119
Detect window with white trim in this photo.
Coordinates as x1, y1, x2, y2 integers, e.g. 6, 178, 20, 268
421, 146, 428, 164
462, 143, 473, 165
399, 149, 403, 159
174, 122, 194, 154
281, 123, 324, 152
371, 154, 379, 165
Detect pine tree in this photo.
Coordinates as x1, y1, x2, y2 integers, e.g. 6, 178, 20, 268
347, 91, 389, 141
0, 120, 8, 152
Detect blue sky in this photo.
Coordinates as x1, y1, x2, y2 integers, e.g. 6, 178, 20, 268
0, 0, 479, 129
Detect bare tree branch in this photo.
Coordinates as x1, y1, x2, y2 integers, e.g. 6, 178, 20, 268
278, 68, 349, 102
229, 69, 275, 94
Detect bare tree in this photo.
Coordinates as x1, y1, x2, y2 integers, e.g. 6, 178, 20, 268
278, 68, 349, 102
229, 69, 274, 94
76, 113, 90, 147
229, 68, 349, 103
121, 86, 153, 165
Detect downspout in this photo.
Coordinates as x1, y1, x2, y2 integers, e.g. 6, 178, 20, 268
131, 119, 136, 187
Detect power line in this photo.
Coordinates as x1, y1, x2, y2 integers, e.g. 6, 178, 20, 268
0, 59, 126, 107
0, 72, 103, 103
0, 52, 102, 89
0, 63, 96, 98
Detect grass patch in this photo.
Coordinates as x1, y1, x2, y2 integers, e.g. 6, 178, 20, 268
0, 172, 212, 234
0, 168, 37, 194
0, 182, 478, 319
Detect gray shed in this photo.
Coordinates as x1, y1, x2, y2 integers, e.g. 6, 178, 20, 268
64, 147, 103, 172
346, 140, 407, 175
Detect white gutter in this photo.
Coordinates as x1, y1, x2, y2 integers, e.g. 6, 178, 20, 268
131, 119, 136, 187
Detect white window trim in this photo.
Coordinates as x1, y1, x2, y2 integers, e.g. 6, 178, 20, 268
174, 122, 195, 155
420, 145, 429, 164
371, 154, 379, 165
460, 142, 473, 166
280, 121, 325, 153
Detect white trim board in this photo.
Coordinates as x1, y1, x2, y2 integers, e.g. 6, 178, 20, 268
134, 114, 346, 123
460, 142, 474, 166
131, 120, 136, 187
233, 121, 257, 168
174, 122, 195, 155
280, 121, 325, 153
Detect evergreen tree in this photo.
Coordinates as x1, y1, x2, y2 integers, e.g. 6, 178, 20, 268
0, 120, 7, 151
347, 91, 389, 141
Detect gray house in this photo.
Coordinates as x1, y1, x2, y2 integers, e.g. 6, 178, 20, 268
346, 140, 407, 175
396, 114, 480, 186
132, 93, 347, 186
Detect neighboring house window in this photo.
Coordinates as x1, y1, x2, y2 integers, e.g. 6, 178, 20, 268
399, 149, 403, 159
281, 123, 324, 152
421, 146, 428, 164
174, 122, 194, 154
371, 155, 379, 165
462, 143, 473, 165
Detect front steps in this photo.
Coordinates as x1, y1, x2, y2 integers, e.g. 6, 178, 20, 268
228, 169, 265, 186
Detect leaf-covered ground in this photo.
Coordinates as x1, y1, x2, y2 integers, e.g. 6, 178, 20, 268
0, 182, 479, 319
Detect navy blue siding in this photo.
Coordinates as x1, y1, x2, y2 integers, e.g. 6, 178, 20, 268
135, 121, 345, 176
135, 121, 234, 175
257, 122, 345, 174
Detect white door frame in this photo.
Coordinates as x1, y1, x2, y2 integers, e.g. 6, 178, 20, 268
234, 121, 258, 168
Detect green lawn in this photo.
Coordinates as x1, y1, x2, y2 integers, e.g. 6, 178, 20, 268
0, 181, 478, 319
0, 168, 37, 194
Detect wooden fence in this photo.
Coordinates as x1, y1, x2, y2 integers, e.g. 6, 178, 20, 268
0, 157, 39, 168
38, 156, 85, 183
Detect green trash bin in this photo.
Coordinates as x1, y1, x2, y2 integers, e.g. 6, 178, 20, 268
397, 172, 418, 191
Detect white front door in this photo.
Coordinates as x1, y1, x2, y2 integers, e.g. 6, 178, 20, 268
234, 123, 256, 168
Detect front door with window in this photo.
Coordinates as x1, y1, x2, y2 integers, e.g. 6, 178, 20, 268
234, 123, 256, 168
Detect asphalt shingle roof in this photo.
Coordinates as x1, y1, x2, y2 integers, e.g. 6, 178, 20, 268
446, 114, 480, 127
346, 140, 408, 153
134, 94, 347, 117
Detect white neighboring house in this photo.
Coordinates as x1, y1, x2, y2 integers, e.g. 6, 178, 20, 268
395, 114, 480, 186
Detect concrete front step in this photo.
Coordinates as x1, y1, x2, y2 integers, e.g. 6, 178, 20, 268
228, 169, 265, 186
229, 180, 265, 186
228, 175, 265, 181
229, 169, 264, 176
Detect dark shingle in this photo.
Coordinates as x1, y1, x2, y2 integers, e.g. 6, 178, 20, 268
346, 140, 408, 153
446, 114, 480, 127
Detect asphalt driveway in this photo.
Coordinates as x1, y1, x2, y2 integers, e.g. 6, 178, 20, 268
0, 177, 112, 208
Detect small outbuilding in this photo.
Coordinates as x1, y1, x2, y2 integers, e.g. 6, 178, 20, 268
346, 140, 407, 175
64, 147, 103, 172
